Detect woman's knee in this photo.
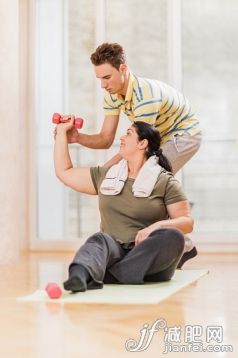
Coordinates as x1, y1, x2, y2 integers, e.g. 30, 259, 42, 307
165, 228, 185, 253
86, 232, 122, 257
148, 227, 184, 252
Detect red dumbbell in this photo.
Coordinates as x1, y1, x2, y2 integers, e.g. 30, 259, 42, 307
52, 112, 84, 129
45, 282, 62, 299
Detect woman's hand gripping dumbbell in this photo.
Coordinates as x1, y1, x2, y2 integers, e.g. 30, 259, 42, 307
53, 113, 84, 143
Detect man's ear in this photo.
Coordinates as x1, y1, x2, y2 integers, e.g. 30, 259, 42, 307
119, 63, 128, 74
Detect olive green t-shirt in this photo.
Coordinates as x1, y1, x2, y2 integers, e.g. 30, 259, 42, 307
90, 166, 187, 244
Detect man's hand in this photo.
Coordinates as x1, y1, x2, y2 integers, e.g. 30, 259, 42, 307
66, 126, 80, 143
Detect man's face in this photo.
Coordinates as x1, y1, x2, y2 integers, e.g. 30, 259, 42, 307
94, 63, 127, 95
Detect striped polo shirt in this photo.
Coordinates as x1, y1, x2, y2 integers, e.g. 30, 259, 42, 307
103, 72, 200, 143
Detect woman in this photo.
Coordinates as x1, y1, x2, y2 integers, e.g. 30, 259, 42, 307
54, 118, 194, 292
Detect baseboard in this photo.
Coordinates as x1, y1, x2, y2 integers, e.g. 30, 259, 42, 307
196, 242, 238, 253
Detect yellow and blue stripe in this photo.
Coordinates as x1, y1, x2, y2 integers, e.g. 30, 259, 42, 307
103, 72, 200, 143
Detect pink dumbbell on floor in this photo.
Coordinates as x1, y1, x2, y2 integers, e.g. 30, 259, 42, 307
52, 112, 84, 129
45, 282, 62, 299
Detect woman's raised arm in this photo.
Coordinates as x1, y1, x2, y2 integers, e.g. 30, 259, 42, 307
54, 117, 96, 195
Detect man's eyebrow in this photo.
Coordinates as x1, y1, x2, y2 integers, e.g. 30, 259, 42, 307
96, 74, 111, 79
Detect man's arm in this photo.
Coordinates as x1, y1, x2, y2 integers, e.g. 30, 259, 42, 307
103, 153, 122, 167
67, 114, 120, 149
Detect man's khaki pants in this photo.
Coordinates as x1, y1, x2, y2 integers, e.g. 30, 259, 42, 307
161, 131, 202, 175
162, 131, 202, 252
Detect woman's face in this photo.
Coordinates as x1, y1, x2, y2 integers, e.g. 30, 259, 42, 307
119, 126, 145, 159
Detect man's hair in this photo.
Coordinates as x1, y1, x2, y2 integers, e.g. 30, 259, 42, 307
90, 43, 126, 70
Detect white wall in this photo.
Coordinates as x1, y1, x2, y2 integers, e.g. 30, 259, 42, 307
0, 0, 21, 263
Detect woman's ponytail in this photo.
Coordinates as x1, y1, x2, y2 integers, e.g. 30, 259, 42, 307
132, 121, 173, 173
154, 148, 172, 172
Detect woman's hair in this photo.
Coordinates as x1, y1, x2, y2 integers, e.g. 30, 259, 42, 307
90, 43, 126, 70
132, 121, 173, 172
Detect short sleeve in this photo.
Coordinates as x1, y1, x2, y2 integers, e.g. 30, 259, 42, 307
164, 176, 187, 205
103, 94, 121, 116
90, 166, 109, 194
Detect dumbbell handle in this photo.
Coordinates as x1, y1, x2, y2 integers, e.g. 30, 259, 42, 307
52, 112, 84, 129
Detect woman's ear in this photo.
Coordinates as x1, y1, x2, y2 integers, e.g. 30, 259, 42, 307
138, 138, 148, 150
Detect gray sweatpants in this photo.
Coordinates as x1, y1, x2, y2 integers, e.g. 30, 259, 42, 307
69, 228, 185, 290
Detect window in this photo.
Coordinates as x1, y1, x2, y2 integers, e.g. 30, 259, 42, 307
34, 0, 238, 250
182, 0, 238, 244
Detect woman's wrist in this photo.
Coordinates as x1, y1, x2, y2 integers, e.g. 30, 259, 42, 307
56, 129, 67, 139
149, 222, 161, 232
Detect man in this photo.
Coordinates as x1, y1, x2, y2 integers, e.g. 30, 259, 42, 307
60, 43, 201, 266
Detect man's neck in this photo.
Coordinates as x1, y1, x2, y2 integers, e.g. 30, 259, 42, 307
118, 71, 130, 97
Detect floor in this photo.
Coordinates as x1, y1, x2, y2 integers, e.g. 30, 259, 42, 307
0, 252, 237, 358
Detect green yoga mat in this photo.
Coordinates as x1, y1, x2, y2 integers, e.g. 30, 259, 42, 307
17, 270, 208, 304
